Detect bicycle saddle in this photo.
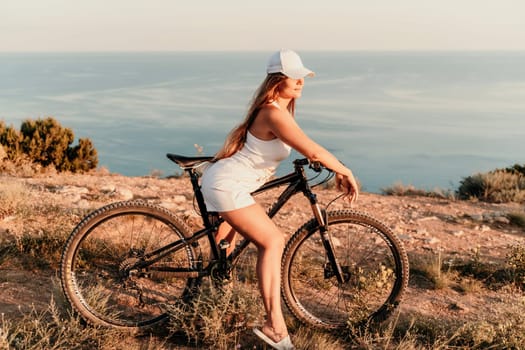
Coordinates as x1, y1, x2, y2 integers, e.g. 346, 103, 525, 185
166, 153, 214, 168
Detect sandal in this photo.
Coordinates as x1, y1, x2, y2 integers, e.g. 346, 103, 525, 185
253, 328, 295, 350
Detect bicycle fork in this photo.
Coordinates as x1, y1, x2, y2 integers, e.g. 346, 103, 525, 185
311, 203, 348, 284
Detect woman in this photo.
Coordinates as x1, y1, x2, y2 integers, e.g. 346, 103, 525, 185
200, 49, 359, 350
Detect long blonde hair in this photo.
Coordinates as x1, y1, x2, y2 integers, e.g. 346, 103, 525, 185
213, 73, 295, 160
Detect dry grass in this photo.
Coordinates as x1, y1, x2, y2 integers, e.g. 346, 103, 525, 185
0, 180, 31, 213
409, 252, 455, 290
0, 180, 84, 270
387, 304, 525, 349
0, 292, 169, 350
382, 182, 454, 199
166, 281, 263, 348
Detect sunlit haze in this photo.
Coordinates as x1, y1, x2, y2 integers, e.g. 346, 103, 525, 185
2, 0, 525, 52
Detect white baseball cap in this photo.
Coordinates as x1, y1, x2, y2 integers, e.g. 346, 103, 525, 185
266, 49, 315, 79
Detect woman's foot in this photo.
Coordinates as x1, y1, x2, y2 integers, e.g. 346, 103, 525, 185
253, 327, 295, 350
261, 323, 288, 343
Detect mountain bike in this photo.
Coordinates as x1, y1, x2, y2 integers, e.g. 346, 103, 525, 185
60, 154, 409, 332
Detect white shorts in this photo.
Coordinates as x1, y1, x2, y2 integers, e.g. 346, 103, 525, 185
200, 159, 269, 212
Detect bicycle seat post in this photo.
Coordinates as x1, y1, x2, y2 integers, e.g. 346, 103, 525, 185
166, 153, 215, 228
186, 168, 212, 228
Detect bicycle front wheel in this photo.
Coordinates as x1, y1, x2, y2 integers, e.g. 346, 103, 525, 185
60, 200, 198, 331
282, 210, 409, 330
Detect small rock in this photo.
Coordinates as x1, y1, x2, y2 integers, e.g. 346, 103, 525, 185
117, 188, 134, 200
469, 214, 483, 222
160, 201, 178, 210
417, 216, 439, 222
75, 200, 91, 209
391, 225, 403, 233
101, 184, 116, 193
425, 237, 441, 244
482, 213, 493, 221
398, 234, 412, 242
442, 215, 455, 222
479, 225, 491, 232
57, 185, 89, 195
450, 230, 464, 237
172, 195, 187, 204
1, 215, 16, 222
68, 194, 82, 203
494, 216, 510, 224
416, 228, 428, 236
449, 302, 469, 312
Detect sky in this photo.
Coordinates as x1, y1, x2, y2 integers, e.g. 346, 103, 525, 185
2, 0, 525, 52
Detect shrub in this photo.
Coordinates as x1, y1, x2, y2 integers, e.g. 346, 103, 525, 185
0, 122, 22, 160
507, 212, 525, 228
507, 245, 525, 289
66, 137, 98, 172
0, 117, 98, 173
166, 281, 263, 349
382, 182, 454, 199
457, 168, 525, 203
505, 163, 525, 176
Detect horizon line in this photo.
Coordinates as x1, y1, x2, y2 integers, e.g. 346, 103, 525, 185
2, 49, 525, 54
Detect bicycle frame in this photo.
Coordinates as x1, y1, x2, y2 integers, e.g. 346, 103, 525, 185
141, 156, 345, 282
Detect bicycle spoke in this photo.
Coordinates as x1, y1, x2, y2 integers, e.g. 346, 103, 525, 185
61, 201, 197, 329
282, 210, 408, 330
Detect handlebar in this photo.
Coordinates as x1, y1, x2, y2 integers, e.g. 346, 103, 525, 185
293, 158, 310, 166
293, 158, 330, 174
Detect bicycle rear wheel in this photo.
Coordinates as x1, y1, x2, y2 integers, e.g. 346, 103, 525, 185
282, 210, 409, 330
60, 200, 198, 331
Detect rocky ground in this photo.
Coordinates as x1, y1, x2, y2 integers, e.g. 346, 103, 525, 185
1, 171, 525, 342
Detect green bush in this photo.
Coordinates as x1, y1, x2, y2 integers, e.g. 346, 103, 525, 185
506, 163, 525, 176
508, 212, 525, 228
457, 166, 525, 203
0, 122, 22, 160
0, 117, 98, 173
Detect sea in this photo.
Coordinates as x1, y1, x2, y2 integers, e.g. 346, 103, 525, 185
1, 51, 524, 193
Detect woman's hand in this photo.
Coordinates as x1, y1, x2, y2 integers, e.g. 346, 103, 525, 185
335, 172, 359, 205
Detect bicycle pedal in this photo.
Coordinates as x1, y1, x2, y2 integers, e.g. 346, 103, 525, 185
219, 239, 230, 249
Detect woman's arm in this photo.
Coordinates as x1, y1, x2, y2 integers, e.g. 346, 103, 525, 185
263, 109, 359, 203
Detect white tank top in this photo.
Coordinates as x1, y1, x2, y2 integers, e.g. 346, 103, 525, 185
232, 101, 291, 179
231, 130, 292, 179
202, 101, 292, 184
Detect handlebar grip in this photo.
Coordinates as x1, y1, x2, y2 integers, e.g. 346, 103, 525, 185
293, 158, 325, 172
309, 161, 322, 172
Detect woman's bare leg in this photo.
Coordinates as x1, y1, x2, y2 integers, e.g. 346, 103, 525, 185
215, 221, 237, 256
220, 203, 288, 342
